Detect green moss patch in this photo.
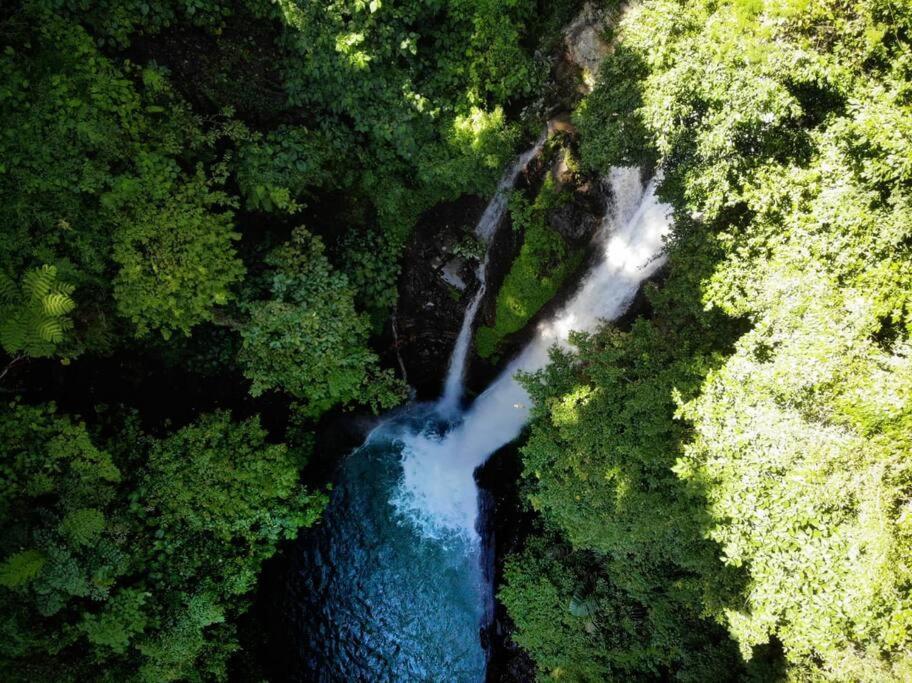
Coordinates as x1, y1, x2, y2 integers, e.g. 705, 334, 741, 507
476, 176, 584, 358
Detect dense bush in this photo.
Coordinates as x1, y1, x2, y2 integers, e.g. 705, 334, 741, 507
238, 227, 405, 416
0, 403, 326, 681
0, 0, 553, 359
0, 0, 564, 677
110, 168, 245, 339
0, 9, 244, 352
504, 1, 912, 680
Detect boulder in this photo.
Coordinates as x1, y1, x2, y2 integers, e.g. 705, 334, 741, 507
548, 151, 609, 247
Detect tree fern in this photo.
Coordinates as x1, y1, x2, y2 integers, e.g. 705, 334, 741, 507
22, 266, 55, 299
44, 291, 76, 317
0, 265, 76, 358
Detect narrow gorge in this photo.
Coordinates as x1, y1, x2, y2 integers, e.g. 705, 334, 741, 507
3, 2, 910, 682
271, 143, 671, 678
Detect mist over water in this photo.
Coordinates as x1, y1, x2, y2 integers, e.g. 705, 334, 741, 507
288, 162, 671, 680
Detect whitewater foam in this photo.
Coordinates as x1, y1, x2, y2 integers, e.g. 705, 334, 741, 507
392, 167, 672, 539
438, 133, 548, 416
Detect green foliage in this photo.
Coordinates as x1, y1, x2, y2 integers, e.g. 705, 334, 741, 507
501, 537, 615, 682
143, 411, 321, 545
336, 227, 402, 321
575, 46, 656, 169
1, 0, 557, 355
236, 125, 347, 213
273, 0, 537, 130
239, 227, 405, 416
0, 8, 246, 349
505, 303, 745, 680
58, 508, 105, 546
0, 0, 583, 678
0, 401, 124, 633
0, 401, 326, 681
0, 550, 47, 589
507, 1, 912, 680
25, 0, 239, 47
80, 588, 149, 654
0, 265, 76, 358
271, 0, 535, 239
502, 534, 743, 682
110, 166, 245, 339
476, 178, 583, 358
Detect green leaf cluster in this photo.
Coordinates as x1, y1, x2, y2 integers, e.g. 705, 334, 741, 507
110, 167, 244, 339
0, 266, 75, 358
0, 0, 591, 678
239, 227, 406, 416
504, 1, 912, 680
0, 9, 245, 351
0, 402, 326, 681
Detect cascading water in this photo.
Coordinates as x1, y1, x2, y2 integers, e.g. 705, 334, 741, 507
394, 167, 669, 538
438, 133, 547, 416
283, 163, 671, 682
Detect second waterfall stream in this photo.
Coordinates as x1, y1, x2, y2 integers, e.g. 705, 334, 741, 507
284, 144, 672, 681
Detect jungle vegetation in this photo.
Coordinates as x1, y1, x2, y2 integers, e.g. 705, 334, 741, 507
2, 0, 912, 681
501, 0, 912, 681
0, 0, 572, 678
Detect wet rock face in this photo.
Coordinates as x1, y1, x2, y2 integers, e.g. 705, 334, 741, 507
464, 134, 610, 396
549, 150, 608, 247
549, 199, 601, 245
389, 196, 487, 400
561, 2, 615, 93
476, 444, 538, 683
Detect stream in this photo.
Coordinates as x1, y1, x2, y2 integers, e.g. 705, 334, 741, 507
282, 147, 672, 681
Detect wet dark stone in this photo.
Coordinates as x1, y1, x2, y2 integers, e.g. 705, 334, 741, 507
386, 147, 545, 404
475, 443, 538, 682
384, 195, 488, 401
548, 179, 607, 246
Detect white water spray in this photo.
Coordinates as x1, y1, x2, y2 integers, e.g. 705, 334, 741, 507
393, 167, 672, 538
438, 134, 548, 415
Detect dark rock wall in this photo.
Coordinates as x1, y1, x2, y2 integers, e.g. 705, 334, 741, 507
384, 196, 487, 400
476, 444, 538, 683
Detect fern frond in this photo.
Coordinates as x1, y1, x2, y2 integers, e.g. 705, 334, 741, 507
53, 280, 76, 297
0, 273, 17, 304
1, 266, 76, 357
43, 292, 76, 316
36, 317, 64, 343
22, 265, 57, 301
0, 316, 26, 351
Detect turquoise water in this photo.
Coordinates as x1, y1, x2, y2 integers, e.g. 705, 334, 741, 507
287, 406, 488, 682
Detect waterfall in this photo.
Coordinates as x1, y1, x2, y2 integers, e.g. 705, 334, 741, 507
437, 291, 485, 416
438, 133, 548, 415
392, 167, 672, 538
287, 165, 673, 680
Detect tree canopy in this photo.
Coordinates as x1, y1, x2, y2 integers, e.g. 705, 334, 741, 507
0, 0, 567, 677
503, 1, 912, 680
4, 0, 910, 679
0, 403, 326, 681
